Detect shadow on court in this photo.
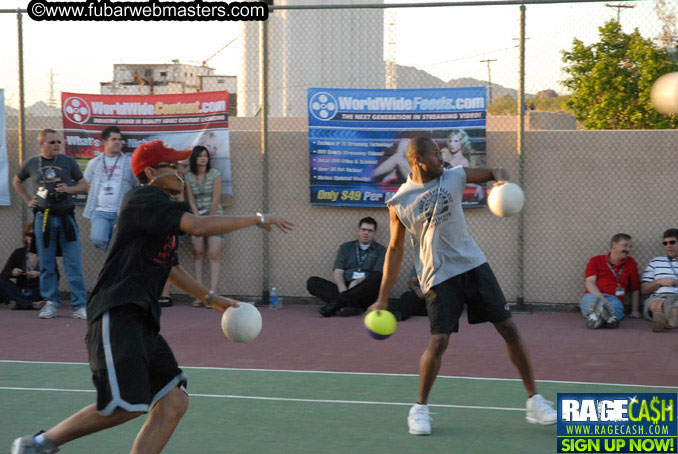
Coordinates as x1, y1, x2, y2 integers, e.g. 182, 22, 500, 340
1, 303, 675, 453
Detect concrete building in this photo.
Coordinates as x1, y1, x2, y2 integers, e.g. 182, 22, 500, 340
100, 60, 237, 113
238, 0, 385, 117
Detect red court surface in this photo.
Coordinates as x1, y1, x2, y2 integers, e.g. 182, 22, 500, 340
0, 302, 674, 387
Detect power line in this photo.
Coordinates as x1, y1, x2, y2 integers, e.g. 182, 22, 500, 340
605, 3, 636, 23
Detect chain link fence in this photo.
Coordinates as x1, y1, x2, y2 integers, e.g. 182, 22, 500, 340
0, 0, 676, 309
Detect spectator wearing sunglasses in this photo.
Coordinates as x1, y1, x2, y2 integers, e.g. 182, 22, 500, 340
12, 129, 89, 320
307, 217, 386, 317
641, 229, 678, 332
579, 233, 640, 330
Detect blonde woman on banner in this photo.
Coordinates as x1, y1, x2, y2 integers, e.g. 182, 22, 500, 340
441, 129, 485, 203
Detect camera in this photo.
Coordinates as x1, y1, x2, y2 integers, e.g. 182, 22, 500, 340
35, 186, 66, 211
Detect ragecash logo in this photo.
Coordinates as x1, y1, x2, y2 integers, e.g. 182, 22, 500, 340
557, 393, 677, 453
309, 92, 338, 121
63, 96, 91, 124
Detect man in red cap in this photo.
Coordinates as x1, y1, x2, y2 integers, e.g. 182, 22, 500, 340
11, 140, 295, 454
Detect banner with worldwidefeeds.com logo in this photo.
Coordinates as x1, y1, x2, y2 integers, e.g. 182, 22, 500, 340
307, 87, 487, 208
558, 393, 677, 453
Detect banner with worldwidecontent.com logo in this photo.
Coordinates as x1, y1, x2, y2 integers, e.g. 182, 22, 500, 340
558, 393, 677, 453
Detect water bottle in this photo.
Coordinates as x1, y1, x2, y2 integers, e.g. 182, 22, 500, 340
269, 287, 282, 310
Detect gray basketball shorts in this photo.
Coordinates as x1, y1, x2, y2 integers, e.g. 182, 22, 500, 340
425, 262, 512, 335
85, 304, 188, 416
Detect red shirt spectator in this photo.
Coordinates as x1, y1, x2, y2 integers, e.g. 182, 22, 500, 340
584, 254, 640, 295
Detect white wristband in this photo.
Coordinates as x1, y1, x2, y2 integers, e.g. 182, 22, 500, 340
256, 212, 265, 228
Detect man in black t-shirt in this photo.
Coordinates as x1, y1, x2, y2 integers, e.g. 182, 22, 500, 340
12, 128, 89, 320
11, 140, 295, 454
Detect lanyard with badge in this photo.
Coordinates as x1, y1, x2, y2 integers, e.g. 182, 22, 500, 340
606, 258, 626, 297
39, 155, 59, 182
352, 243, 368, 280
667, 256, 678, 283
102, 155, 120, 195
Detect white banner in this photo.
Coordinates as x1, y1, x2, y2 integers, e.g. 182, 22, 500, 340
0, 89, 10, 206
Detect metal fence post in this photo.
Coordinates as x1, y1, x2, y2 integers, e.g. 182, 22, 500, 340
17, 8, 26, 226
259, 18, 270, 305
516, 4, 527, 311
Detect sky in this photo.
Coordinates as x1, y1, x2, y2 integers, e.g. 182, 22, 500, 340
0, 0, 666, 109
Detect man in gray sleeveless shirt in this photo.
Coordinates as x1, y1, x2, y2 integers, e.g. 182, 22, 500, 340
368, 137, 556, 436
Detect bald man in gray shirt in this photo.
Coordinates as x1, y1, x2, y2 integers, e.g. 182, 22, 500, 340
369, 137, 556, 436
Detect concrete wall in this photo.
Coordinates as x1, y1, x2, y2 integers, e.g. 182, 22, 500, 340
2, 117, 675, 308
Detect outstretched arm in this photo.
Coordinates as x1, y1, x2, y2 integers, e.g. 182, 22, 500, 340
168, 265, 237, 314
179, 212, 295, 237
368, 206, 407, 311
464, 166, 510, 185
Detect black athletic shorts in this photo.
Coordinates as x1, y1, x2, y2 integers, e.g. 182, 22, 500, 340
85, 304, 188, 416
425, 262, 512, 335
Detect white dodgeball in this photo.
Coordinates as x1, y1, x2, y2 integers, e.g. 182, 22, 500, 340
487, 182, 525, 218
651, 72, 678, 116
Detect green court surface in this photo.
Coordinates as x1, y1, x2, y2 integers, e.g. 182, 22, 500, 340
1, 361, 675, 454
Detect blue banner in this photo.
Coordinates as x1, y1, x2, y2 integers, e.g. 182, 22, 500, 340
557, 393, 678, 453
308, 87, 487, 208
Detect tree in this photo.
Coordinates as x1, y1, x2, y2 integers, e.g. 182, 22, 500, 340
654, 0, 677, 51
561, 20, 678, 129
487, 94, 572, 116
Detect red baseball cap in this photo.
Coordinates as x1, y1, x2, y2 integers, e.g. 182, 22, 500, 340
131, 140, 191, 177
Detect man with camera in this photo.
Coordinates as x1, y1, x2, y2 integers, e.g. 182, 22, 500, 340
12, 129, 89, 319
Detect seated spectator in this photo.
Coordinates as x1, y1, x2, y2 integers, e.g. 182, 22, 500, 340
641, 229, 678, 332
387, 266, 428, 321
307, 217, 386, 317
579, 233, 640, 329
0, 223, 46, 310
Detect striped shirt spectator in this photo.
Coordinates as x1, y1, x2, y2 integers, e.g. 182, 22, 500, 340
640, 229, 678, 332
641, 256, 678, 295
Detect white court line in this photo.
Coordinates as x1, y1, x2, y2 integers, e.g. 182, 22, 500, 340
0, 386, 524, 412
1, 360, 676, 390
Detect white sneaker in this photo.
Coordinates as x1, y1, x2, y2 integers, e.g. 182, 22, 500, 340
526, 394, 557, 425
599, 301, 615, 323
407, 404, 432, 435
11, 431, 60, 453
71, 307, 86, 320
585, 300, 600, 329
39, 302, 59, 319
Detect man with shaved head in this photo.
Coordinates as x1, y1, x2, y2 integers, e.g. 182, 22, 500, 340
369, 137, 556, 436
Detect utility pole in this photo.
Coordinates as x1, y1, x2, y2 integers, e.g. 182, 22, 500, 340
480, 59, 497, 104
605, 3, 635, 23
47, 68, 58, 109
385, 8, 397, 89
